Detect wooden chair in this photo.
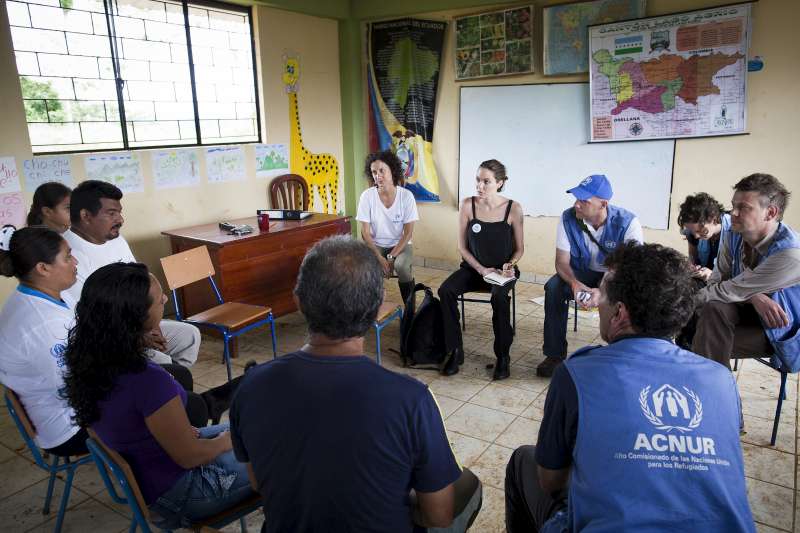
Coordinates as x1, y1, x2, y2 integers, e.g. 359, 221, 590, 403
269, 174, 309, 210
86, 430, 261, 532
4, 388, 93, 533
374, 302, 403, 365
160, 246, 277, 382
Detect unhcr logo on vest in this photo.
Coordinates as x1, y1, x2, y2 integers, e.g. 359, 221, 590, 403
634, 384, 716, 456
640, 384, 702, 432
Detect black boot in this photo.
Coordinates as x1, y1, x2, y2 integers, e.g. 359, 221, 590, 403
202, 359, 257, 425
399, 279, 415, 307
493, 356, 510, 380
441, 348, 461, 376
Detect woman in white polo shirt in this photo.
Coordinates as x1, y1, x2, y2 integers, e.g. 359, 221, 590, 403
356, 150, 419, 304
0, 226, 85, 455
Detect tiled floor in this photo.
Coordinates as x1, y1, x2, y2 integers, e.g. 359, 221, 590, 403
1, 265, 797, 532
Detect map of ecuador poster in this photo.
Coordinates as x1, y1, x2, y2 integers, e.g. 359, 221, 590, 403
589, 3, 750, 142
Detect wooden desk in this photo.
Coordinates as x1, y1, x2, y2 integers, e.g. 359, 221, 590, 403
162, 214, 350, 318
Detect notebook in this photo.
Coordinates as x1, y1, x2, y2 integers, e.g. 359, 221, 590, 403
483, 272, 516, 286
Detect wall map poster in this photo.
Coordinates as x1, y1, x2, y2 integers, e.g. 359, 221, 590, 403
455, 6, 533, 80
589, 3, 750, 141
543, 0, 646, 76
368, 18, 446, 202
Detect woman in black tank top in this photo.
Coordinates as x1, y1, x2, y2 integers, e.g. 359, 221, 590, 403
438, 160, 525, 380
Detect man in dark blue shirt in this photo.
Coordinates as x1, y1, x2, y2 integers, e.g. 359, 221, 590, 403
230, 235, 481, 532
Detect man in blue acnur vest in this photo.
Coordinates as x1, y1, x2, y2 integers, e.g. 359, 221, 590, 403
506, 242, 755, 532
693, 173, 800, 374
537, 174, 643, 378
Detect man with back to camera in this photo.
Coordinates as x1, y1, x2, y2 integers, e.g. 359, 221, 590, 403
62, 180, 200, 368
537, 174, 643, 378
692, 173, 800, 373
229, 235, 482, 532
506, 242, 755, 532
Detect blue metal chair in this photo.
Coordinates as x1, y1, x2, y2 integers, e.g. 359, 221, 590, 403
4, 388, 93, 533
733, 356, 788, 446
160, 246, 277, 382
86, 431, 262, 532
374, 302, 403, 365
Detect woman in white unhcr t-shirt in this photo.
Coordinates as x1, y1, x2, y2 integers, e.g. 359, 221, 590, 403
0, 226, 86, 455
356, 150, 419, 304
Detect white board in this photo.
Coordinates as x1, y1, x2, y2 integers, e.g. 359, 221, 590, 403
458, 83, 675, 229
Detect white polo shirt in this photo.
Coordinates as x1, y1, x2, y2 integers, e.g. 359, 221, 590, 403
356, 186, 419, 248
62, 230, 137, 307
0, 286, 78, 449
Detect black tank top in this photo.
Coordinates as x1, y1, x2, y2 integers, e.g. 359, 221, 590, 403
464, 197, 514, 269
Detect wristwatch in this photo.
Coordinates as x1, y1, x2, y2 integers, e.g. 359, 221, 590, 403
387, 253, 395, 261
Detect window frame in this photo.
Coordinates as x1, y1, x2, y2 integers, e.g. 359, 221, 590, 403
13, 0, 262, 155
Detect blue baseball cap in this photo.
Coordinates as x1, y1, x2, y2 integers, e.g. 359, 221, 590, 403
567, 174, 613, 200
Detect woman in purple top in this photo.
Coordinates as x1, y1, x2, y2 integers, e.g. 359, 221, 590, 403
62, 262, 256, 529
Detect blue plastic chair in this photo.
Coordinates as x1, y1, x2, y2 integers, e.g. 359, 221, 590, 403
86, 431, 262, 532
4, 388, 93, 533
160, 246, 278, 381
374, 302, 403, 365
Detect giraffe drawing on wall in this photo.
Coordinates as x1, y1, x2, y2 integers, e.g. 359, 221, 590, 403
282, 55, 339, 213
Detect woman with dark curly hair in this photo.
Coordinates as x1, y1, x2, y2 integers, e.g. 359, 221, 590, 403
62, 262, 256, 529
27, 182, 72, 233
677, 192, 731, 282
356, 150, 419, 303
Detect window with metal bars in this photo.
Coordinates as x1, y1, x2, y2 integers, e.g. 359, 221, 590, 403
8, 0, 261, 154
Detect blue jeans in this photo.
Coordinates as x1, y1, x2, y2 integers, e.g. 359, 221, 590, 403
149, 424, 256, 530
542, 270, 604, 358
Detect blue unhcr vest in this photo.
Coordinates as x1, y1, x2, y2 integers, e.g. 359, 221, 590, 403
562, 205, 636, 273
729, 223, 800, 372
697, 213, 732, 268
546, 338, 754, 533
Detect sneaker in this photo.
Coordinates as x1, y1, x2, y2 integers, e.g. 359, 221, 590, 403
536, 356, 563, 378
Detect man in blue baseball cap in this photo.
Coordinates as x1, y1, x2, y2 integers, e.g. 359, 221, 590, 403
537, 174, 644, 377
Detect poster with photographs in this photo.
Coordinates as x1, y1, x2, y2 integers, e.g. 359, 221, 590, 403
455, 6, 533, 80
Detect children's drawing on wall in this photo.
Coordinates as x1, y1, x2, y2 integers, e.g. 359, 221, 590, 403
206, 146, 246, 183
153, 149, 200, 190
23, 156, 72, 190
282, 55, 340, 213
255, 144, 290, 179
85, 153, 144, 193
367, 19, 447, 202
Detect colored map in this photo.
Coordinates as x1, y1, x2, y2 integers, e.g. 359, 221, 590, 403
589, 4, 750, 141
543, 0, 645, 76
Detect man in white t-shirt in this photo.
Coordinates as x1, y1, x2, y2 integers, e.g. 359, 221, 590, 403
63, 180, 199, 367
537, 174, 643, 377
356, 151, 420, 303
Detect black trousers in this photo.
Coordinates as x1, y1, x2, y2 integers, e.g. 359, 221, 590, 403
505, 445, 567, 532
542, 270, 604, 358
438, 266, 516, 360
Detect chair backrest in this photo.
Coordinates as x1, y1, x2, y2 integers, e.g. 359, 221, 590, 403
269, 174, 309, 210
160, 245, 215, 291
86, 428, 151, 522
3, 387, 48, 466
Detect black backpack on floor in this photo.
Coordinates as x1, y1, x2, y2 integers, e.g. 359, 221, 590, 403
400, 283, 446, 367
